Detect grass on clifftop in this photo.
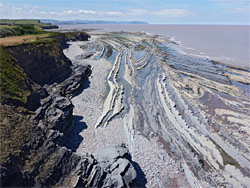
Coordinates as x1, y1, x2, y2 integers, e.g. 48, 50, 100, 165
0, 19, 58, 38
0, 47, 31, 104
0, 24, 48, 38
0, 19, 41, 25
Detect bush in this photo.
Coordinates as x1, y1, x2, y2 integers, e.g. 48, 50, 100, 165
0, 25, 48, 38
0, 28, 15, 37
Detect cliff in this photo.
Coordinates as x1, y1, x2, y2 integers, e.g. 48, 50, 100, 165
4, 41, 72, 86
0, 32, 138, 187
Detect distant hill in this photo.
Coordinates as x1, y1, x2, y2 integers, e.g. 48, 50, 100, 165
40, 19, 148, 25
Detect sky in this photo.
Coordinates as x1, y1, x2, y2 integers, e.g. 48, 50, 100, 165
0, 0, 249, 24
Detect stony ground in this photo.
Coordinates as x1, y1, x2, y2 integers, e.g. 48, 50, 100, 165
63, 32, 250, 188
64, 41, 193, 187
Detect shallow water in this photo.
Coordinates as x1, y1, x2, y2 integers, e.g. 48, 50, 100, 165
60, 24, 250, 68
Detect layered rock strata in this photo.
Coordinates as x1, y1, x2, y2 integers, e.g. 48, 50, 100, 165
0, 34, 138, 187
66, 31, 250, 187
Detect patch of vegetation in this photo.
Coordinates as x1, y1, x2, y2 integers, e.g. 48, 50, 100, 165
0, 19, 58, 29
0, 24, 48, 38
0, 19, 41, 25
136, 43, 146, 51
0, 105, 34, 164
81, 45, 88, 50
27, 36, 57, 46
0, 47, 31, 104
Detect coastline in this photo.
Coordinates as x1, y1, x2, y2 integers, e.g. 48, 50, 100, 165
62, 31, 250, 187
58, 24, 250, 69
63, 36, 193, 188
2, 19, 249, 187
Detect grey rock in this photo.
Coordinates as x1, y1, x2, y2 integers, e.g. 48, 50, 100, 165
59, 65, 91, 97
92, 143, 130, 165
91, 143, 137, 187
0, 48, 139, 188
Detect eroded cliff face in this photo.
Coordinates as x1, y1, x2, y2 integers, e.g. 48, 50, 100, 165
0, 32, 138, 187
5, 41, 72, 86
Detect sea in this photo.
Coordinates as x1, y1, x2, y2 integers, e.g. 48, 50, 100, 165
60, 24, 250, 68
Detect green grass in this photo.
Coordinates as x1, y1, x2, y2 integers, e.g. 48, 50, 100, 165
0, 19, 41, 25
0, 19, 56, 28
0, 25, 17, 29
0, 47, 31, 104
27, 36, 57, 46
0, 19, 58, 38
81, 45, 88, 50
0, 24, 48, 38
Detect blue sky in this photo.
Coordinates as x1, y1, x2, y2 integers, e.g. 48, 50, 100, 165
0, 0, 249, 24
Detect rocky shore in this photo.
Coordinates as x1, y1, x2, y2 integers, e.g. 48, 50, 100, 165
63, 31, 250, 187
0, 33, 139, 187
1, 30, 249, 187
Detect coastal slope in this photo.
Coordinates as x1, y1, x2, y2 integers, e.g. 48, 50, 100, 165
0, 32, 139, 187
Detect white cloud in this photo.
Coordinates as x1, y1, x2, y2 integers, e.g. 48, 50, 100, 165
153, 9, 189, 16
63, 10, 74, 14
0, 3, 3, 7
79, 10, 97, 15
62, 10, 122, 16
0, 5, 125, 19
0, 4, 192, 21
104, 11, 123, 16
128, 9, 148, 16
128, 8, 192, 17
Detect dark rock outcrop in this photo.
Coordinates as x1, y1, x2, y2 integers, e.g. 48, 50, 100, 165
54, 32, 90, 48
0, 35, 138, 187
75, 144, 137, 188
5, 41, 72, 86
91, 143, 137, 187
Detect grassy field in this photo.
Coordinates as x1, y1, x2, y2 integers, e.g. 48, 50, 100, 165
0, 19, 58, 38
0, 25, 48, 38
0, 19, 40, 25
0, 19, 51, 26
0, 33, 52, 46
0, 25, 17, 29
0, 19, 58, 28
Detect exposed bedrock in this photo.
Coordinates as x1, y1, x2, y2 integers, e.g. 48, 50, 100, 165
69, 31, 250, 187
76, 143, 137, 188
0, 35, 138, 187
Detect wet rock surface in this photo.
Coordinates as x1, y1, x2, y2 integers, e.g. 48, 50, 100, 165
64, 32, 250, 187
2, 30, 249, 187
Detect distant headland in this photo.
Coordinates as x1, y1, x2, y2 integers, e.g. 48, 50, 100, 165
40, 19, 149, 25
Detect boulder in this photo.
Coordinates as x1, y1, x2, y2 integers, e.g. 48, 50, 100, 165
91, 143, 137, 187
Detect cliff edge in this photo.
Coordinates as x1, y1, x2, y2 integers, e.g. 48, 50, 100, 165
0, 32, 139, 187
